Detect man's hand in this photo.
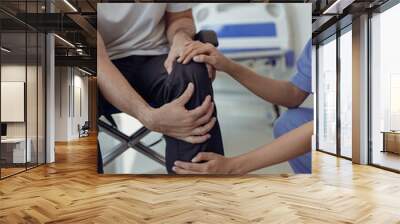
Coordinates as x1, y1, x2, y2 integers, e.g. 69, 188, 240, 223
143, 83, 216, 144
172, 152, 238, 174
164, 35, 216, 81
177, 41, 233, 73
164, 33, 192, 74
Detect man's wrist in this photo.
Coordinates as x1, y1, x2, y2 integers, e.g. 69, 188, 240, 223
172, 30, 192, 46
135, 104, 156, 130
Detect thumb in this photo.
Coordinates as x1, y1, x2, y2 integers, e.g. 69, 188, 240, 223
193, 55, 216, 66
206, 64, 216, 80
175, 82, 194, 105
164, 54, 175, 74
192, 152, 216, 163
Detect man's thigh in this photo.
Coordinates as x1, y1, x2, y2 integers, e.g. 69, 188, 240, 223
108, 54, 212, 111
111, 55, 169, 107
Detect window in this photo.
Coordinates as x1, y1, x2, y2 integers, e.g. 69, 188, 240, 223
339, 29, 352, 158
370, 2, 400, 171
317, 37, 337, 154
0, 1, 47, 179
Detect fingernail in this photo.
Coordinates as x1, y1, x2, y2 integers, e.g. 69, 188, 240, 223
174, 161, 178, 165
193, 56, 199, 61
172, 166, 176, 171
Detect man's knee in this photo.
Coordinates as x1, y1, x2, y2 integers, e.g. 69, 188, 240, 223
166, 62, 213, 108
171, 61, 211, 87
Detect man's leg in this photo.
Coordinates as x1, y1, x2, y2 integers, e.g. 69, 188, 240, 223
273, 107, 313, 173
162, 60, 224, 173
119, 55, 224, 173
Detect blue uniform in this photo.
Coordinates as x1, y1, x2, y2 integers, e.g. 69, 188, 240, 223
273, 40, 313, 173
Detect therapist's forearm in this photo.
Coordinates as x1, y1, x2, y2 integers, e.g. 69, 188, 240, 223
230, 121, 313, 174
225, 62, 307, 108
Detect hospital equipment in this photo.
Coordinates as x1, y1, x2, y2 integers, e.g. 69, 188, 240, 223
193, 3, 295, 70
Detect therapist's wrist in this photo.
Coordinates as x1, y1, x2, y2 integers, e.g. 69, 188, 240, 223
228, 155, 249, 175
225, 60, 241, 77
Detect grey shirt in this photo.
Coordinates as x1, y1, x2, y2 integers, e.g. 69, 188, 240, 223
97, 3, 192, 60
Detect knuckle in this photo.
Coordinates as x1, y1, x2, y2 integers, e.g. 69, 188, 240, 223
192, 127, 200, 135
198, 128, 206, 135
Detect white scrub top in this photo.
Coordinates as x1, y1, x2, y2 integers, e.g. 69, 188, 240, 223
97, 3, 192, 60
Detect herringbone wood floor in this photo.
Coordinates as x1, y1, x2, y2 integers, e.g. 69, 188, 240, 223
1, 135, 400, 224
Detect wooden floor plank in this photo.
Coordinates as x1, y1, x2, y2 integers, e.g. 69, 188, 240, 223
0, 135, 399, 223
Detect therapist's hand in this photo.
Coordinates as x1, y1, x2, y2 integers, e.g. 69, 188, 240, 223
172, 152, 239, 174
177, 41, 233, 73
164, 36, 216, 81
143, 83, 216, 144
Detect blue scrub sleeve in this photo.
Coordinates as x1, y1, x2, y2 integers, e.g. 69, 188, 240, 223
290, 40, 312, 94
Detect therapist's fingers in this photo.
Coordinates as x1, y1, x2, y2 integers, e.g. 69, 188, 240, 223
193, 55, 217, 66
178, 42, 214, 64
182, 46, 214, 64
174, 161, 208, 172
177, 41, 202, 63
172, 166, 203, 174
191, 152, 218, 163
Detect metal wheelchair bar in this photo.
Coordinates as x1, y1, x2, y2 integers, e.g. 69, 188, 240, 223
98, 119, 165, 166
131, 142, 165, 166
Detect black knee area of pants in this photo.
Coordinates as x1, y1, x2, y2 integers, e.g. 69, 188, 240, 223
163, 61, 223, 174
165, 61, 213, 107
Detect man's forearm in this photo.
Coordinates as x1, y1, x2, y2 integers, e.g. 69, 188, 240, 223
165, 10, 196, 45
97, 57, 151, 122
225, 62, 307, 108
230, 121, 313, 174
97, 35, 152, 124
167, 19, 195, 44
